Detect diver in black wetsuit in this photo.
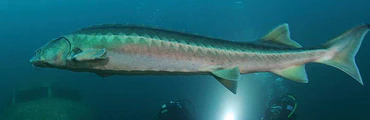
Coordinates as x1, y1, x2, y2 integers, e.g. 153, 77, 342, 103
261, 94, 297, 120
152, 100, 194, 120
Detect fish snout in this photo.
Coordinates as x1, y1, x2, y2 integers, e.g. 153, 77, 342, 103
29, 56, 39, 64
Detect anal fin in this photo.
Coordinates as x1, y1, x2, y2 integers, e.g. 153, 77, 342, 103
211, 66, 241, 94
272, 65, 308, 83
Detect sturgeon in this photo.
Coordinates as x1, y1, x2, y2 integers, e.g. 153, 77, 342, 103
30, 23, 370, 94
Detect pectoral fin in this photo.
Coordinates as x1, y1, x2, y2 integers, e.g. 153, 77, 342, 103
211, 66, 241, 94
72, 48, 108, 61
272, 65, 308, 83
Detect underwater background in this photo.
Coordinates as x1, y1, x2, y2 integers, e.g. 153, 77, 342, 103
0, 0, 370, 120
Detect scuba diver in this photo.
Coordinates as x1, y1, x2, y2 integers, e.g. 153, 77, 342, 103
261, 94, 297, 120
152, 100, 195, 120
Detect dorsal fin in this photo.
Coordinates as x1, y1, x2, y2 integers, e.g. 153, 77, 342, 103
260, 23, 302, 48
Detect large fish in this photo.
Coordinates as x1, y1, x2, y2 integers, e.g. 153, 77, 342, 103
30, 23, 370, 94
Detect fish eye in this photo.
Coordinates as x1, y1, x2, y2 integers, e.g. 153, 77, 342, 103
34, 49, 41, 56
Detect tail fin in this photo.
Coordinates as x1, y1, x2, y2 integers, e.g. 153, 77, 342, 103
317, 23, 370, 85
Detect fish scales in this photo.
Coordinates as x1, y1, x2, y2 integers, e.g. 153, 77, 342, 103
68, 24, 322, 73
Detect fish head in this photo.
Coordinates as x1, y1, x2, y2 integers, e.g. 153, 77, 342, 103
30, 37, 71, 68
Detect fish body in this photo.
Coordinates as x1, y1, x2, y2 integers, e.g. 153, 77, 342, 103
30, 23, 370, 94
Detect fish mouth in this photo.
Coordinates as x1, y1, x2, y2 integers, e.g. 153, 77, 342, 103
30, 61, 50, 68
29, 57, 51, 68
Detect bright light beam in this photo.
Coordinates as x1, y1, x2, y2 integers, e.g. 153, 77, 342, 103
224, 112, 235, 120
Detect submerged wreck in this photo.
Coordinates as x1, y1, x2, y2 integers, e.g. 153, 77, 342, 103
0, 80, 96, 120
